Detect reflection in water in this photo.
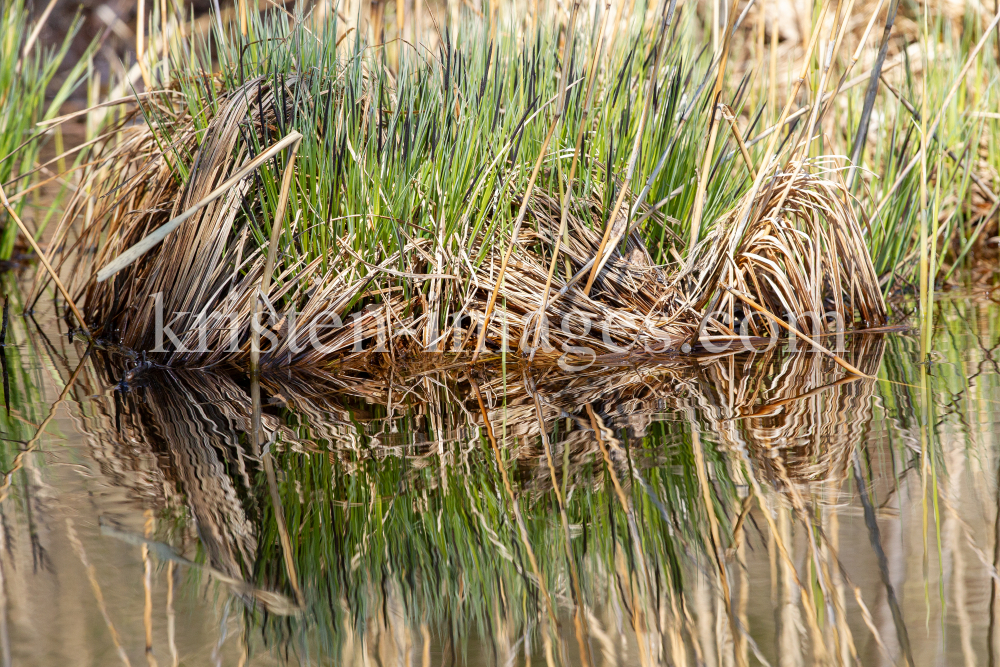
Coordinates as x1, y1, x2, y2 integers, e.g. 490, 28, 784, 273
2, 296, 1000, 665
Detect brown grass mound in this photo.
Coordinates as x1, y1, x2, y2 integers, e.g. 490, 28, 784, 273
42, 76, 886, 370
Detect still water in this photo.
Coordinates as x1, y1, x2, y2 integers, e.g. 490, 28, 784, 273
2, 286, 1000, 666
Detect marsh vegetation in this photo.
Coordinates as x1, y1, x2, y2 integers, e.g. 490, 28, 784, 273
2, 0, 1000, 664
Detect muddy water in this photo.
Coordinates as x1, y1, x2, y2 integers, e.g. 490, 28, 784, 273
2, 284, 1000, 666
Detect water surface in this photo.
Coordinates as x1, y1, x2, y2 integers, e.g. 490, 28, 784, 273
3, 285, 1000, 666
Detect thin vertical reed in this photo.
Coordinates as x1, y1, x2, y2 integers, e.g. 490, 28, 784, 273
138, 0, 152, 88
249, 371, 304, 609
143, 510, 159, 667
250, 137, 301, 372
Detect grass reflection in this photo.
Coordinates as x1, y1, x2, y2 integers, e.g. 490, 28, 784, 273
7, 295, 1000, 665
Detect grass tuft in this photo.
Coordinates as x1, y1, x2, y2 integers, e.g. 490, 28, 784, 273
38, 0, 1000, 366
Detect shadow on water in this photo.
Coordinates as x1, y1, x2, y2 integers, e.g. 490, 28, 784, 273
4, 293, 1000, 665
